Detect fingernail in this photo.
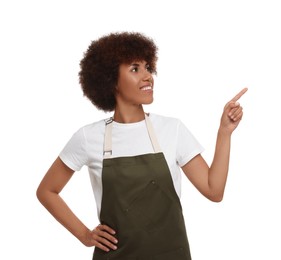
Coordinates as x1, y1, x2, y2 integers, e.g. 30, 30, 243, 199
235, 102, 240, 105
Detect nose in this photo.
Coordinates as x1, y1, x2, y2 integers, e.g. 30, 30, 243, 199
143, 71, 153, 83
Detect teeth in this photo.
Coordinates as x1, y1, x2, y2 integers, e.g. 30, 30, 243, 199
141, 86, 152, 91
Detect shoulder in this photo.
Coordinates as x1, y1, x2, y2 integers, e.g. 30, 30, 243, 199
149, 113, 181, 125
149, 113, 183, 130
148, 113, 197, 141
70, 117, 110, 143
79, 117, 110, 134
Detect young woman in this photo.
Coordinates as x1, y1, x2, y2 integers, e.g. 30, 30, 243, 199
36, 32, 247, 259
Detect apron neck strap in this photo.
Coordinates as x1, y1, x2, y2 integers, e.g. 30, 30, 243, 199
144, 113, 162, 154
103, 113, 161, 159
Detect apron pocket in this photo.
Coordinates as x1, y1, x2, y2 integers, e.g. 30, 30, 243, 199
124, 179, 173, 232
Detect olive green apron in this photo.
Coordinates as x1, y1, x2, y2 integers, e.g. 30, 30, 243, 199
93, 114, 192, 260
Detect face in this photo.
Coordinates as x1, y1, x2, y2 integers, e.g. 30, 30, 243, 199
115, 60, 154, 108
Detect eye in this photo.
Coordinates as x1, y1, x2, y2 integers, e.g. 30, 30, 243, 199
131, 66, 138, 72
146, 65, 154, 73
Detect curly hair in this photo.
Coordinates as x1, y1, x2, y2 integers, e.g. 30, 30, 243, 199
79, 32, 158, 112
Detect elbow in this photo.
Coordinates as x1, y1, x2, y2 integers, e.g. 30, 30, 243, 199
210, 196, 223, 203
206, 185, 225, 202
36, 184, 49, 204
36, 184, 59, 206
36, 186, 44, 203
208, 192, 224, 203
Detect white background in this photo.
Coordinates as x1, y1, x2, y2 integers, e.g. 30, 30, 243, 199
1, 0, 280, 259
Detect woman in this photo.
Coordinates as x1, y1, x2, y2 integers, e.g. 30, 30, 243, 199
36, 32, 247, 259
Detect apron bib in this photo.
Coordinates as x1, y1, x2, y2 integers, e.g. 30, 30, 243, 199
93, 114, 192, 260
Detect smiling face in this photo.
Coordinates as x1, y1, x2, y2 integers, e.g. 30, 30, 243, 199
115, 60, 154, 109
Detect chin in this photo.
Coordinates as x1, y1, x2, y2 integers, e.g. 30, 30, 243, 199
142, 98, 154, 105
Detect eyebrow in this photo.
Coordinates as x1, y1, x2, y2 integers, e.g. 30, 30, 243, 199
130, 62, 149, 67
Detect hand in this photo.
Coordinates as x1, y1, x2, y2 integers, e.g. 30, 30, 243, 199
220, 88, 248, 133
81, 224, 118, 252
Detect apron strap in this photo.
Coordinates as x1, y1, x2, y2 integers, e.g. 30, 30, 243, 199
103, 113, 161, 158
103, 117, 113, 159
144, 113, 161, 153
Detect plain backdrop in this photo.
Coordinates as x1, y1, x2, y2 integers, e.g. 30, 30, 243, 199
1, 0, 280, 259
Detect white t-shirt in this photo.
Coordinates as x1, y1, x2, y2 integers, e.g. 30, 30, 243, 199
59, 113, 204, 217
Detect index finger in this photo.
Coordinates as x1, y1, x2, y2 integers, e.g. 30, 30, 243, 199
231, 87, 248, 102
98, 224, 116, 235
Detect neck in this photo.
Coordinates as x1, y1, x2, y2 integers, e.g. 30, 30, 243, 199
113, 105, 145, 123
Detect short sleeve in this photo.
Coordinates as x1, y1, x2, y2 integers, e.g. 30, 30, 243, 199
59, 127, 88, 171
176, 120, 204, 167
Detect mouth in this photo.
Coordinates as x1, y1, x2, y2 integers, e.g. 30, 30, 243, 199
140, 85, 153, 91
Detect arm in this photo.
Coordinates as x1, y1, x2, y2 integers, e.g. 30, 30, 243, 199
182, 88, 248, 202
36, 157, 118, 251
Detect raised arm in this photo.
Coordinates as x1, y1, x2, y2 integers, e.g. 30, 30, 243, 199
181, 88, 248, 202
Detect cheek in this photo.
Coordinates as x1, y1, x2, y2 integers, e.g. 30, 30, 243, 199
118, 76, 138, 92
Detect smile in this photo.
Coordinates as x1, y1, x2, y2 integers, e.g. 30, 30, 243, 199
140, 86, 153, 91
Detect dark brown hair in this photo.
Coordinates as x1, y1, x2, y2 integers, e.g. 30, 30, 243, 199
79, 32, 158, 112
